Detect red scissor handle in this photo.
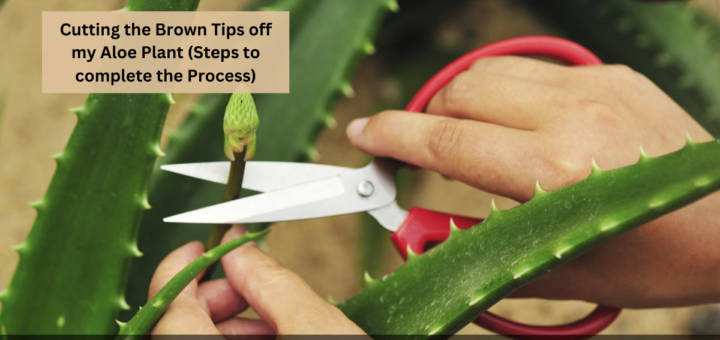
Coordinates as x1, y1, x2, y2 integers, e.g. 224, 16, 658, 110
391, 208, 480, 259
392, 36, 620, 338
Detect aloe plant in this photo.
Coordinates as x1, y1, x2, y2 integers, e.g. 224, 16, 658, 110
0, 1, 199, 335
124, 0, 396, 313
0, 94, 174, 335
3, 0, 717, 337
339, 138, 720, 337
527, 0, 720, 137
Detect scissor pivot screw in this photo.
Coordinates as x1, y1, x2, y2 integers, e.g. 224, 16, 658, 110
357, 181, 374, 197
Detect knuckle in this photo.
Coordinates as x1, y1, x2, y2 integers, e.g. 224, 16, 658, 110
427, 119, 462, 161
243, 254, 296, 287
373, 110, 395, 122
585, 64, 644, 91
550, 161, 584, 187
261, 269, 295, 289
440, 72, 473, 112
539, 155, 585, 189
364, 111, 395, 138
606, 64, 637, 78
366, 110, 386, 127
372, 110, 404, 129
576, 98, 612, 115
260, 263, 292, 283
575, 99, 624, 128
469, 56, 519, 73
607, 64, 647, 84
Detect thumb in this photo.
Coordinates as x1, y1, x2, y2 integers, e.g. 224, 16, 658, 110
220, 225, 365, 335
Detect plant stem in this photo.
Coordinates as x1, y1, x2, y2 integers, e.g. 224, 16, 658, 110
116, 229, 270, 339
201, 149, 247, 282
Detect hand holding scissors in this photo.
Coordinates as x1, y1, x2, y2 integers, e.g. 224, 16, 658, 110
162, 36, 719, 337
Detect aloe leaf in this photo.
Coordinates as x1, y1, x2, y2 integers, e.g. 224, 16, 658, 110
116, 229, 269, 339
339, 138, 720, 337
526, 0, 720, 137
0, 94, 173, 335
696, 9, 720, 51
0, 1, 199, 334
123, 0, 396, 314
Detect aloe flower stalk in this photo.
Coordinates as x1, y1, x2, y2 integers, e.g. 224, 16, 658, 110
223, 93, 260, 162
202, 93, 259, 280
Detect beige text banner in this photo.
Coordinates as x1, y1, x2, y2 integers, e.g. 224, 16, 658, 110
42, 11, 289, 93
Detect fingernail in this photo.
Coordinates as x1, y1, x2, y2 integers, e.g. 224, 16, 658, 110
346, 118, 368, 139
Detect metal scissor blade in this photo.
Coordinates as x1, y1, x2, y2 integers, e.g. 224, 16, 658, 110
164, 176, 346, 224
164, 159, 399, 224
367, 201, 408, 232
161, 161, 351, 193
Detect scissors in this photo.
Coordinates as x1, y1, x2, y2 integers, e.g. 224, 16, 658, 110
163, 36, 621, 339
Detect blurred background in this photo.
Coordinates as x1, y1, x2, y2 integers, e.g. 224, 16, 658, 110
1, 0, 720, 335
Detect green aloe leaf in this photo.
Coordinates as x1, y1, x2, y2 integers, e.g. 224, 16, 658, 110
340, 138, 720, 337
0, 1, 200, 335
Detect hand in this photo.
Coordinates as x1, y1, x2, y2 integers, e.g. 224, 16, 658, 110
149, 225, 366, 335
346, 56, 720, 308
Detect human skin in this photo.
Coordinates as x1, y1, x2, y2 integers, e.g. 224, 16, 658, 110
152, 57, 720, 334
149, 225, 366, 335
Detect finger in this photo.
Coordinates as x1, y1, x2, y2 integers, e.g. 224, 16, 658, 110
468, 56, 570, 85
197, 278, 249, 322
426, 71, 577, 130
220, 225, 365, 334
149, 242, 218, 335
215, 317, 275, 336
149, 241, 205, 300
347, 111, 541, 201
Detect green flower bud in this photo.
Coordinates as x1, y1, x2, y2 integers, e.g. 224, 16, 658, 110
223, 93, 259, 161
